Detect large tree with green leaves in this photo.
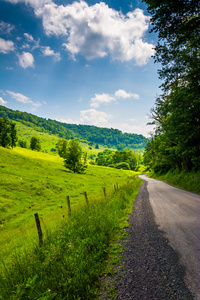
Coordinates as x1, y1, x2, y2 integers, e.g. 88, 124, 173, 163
143, 0, 200, 172
0, 117, 17, 149
64, 139, 87, 173
56, 139, 68, 158
30, 137, 41, 151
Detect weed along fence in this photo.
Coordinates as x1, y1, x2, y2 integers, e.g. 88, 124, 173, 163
32, 185, 119, 246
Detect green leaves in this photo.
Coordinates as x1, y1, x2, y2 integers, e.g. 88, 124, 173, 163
64, 139, 88, 174
0, 117, 17, 149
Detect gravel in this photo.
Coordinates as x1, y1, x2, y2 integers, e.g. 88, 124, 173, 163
100, 180, 194, 299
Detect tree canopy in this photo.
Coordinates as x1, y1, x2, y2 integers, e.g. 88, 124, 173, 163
0, 106, 149, 150
30, 137, 41, 151
0, 117, 17, 149
64, 140, 87, 173
143, 0, 200, 172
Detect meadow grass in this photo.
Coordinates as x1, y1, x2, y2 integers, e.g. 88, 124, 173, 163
16, 121, 107, 155
0, 146, 137, 267
0, 147, 142, 299
148, 169, 200, 194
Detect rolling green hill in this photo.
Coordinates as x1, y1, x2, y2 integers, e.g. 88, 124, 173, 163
0, 105, 149, 150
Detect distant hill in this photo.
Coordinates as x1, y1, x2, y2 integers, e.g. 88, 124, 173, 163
0, 105, 149, 150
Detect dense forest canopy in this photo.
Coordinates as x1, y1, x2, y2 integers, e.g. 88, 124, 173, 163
0, 106, 149, 150
143, 0, 200, 173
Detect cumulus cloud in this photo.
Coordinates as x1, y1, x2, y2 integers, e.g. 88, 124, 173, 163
6, 90, 41, 109
90, 89, 139, 108
22, 0, 154, 64
17, 51, 34, 68
0, 97, 7, 105
80, 109, 112, 125
91, 93, 116, 108
41, 46, 61, 61
0, 37, 15, 54
115, 89, 140, 99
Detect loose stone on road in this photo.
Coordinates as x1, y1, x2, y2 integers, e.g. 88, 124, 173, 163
112, 177, 198, 299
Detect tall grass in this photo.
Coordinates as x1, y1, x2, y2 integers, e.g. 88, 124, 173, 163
0, 147, 135, 266
149, 169, 200, 194
0, 179, 141, 300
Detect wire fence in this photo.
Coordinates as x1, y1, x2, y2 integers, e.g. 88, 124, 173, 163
0, 184, 120, 270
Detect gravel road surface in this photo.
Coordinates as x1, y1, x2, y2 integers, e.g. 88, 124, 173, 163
112, 177, 200, 299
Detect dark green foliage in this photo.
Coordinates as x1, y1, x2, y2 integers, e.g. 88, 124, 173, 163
30, 137, 41, 151
0, 117, 17, 149
115, 162, 131, 170
64, 139, 87, 173
56, 139, 68, 158
0, 106, 149, 150
18, 139, 27, 148
95, 149, 142, 171
143, 0, 200, 173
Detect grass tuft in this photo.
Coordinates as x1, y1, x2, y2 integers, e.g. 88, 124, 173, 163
0, 179, 141, 299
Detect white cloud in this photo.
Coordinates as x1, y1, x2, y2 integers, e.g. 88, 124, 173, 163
7, 90, 32, 104
24, 33, 34, 42
90, 89, 139, 108
58, 118, 79, 124
0, 97, 7, 105
17, 51, 34, 68
0, 21, 15, 35
41, 46, 61, 61
6, 90, 41, 109
115, 89, 140, 99
80, 109, 112, 125
0, 37, 15, 54
5, 0, 52, 9
91, 93, 116, 108
119, 122, 154, 137
34, 1, 154, 63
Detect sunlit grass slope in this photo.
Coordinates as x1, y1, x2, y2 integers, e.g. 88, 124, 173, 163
16, 121, 107, 155
0, 146, 135, 265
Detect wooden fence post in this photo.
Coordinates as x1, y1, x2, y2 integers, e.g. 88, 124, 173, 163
34, 213, 43, 246
84, 191, 89, 205
67, 196, 71, 216
103, 187, 106, 197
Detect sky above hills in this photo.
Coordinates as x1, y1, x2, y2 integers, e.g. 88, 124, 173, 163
0, 0, 161, 137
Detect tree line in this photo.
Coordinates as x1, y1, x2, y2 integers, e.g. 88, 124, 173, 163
0, 106, 149, 150
143, 0, 200, 173
94, 149, 142, 171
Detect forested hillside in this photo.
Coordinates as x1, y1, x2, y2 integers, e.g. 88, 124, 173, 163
0, 106, 149, 150
143, 0, 200, 173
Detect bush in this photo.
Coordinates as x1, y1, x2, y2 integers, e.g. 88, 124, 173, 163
115, 162, 131, 170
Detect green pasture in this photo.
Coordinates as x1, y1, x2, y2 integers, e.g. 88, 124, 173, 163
0, 146, 135, 266
16, 121, 107, 156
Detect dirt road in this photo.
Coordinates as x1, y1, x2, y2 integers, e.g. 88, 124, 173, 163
139, 175, 200, 299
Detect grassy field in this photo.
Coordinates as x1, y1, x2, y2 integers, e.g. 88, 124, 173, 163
148, 169, 200, 194
16, 121, 107, 156
0, 146, 136, 267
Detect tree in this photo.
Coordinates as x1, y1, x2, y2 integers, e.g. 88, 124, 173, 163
56, 139, 68, 158
64, 139, 87, 173
30, 137, 41, 151
0, 117, 17, 149
143, 0, 200, 172
18, 139, 27, 148
10, 122, 17, 149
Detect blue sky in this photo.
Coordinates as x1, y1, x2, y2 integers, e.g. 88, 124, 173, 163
0, 0, 161, 137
